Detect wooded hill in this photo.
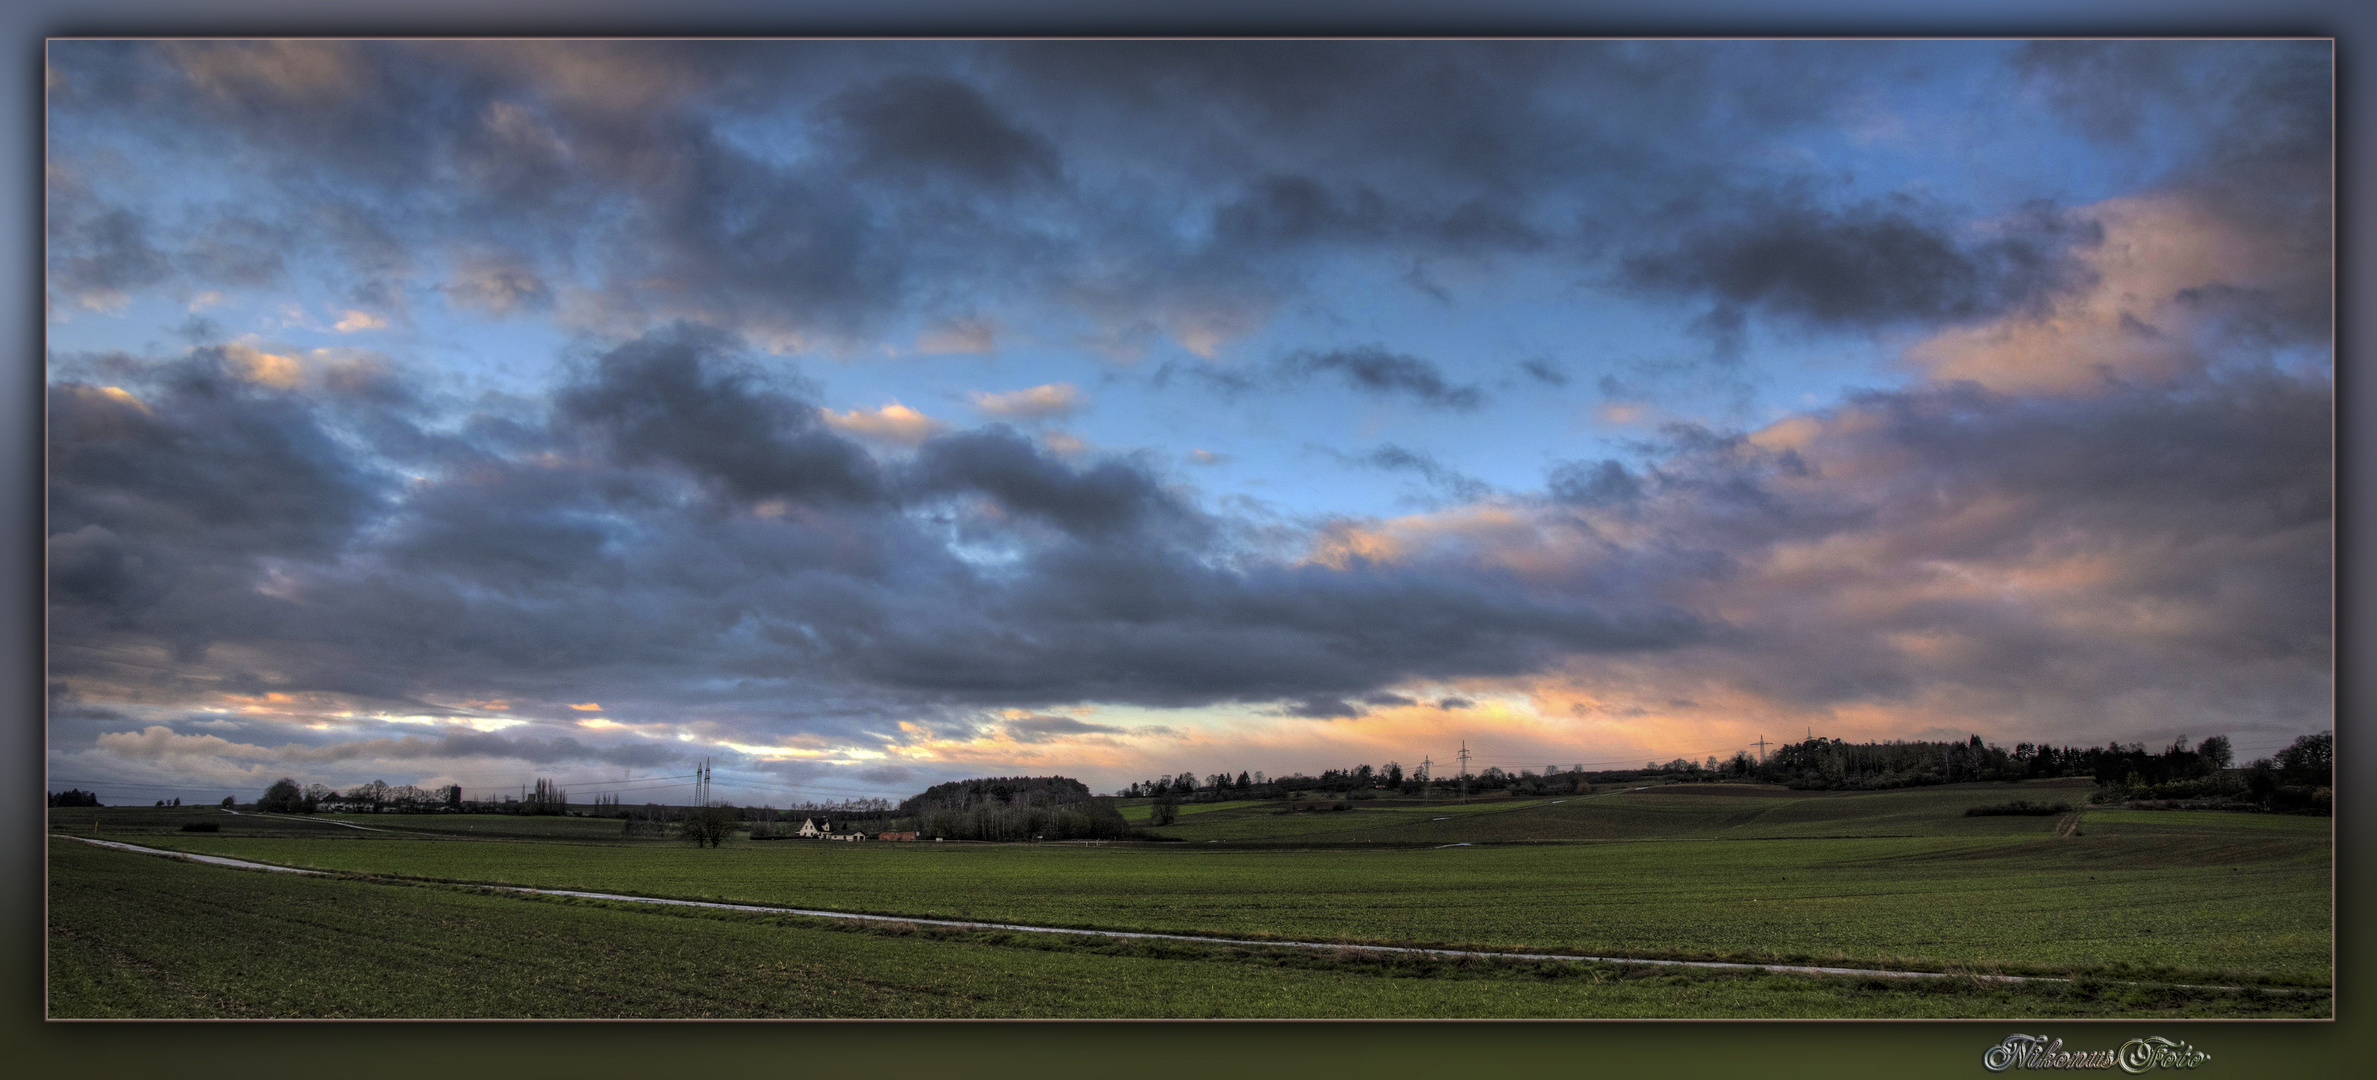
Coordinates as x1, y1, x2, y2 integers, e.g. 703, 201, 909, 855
898, 776, 1132, 841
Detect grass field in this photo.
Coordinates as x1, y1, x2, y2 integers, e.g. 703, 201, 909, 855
48, 782, 2332, 1017
46, 840, 2325, 1019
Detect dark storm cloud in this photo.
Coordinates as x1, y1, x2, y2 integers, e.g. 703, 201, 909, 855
822, 74, 1060, 189
1615, 195, 2096, 338
47, 39, 2330, 364
1278, 347, 1484, 410
49, 327, 1706, 734
43, 40, 2035, 354
1283, 696, 1364, 720
557, 324, 884, 506
46, 355, 391, 569
2014, 40, 2329, 160
906, 427, 1200, 540
47, 204, 172, 306
1207, 173, 1544, 256
1274, 690, 1421, 719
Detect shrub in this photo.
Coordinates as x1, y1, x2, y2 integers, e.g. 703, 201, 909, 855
1963, 799, 2072, 817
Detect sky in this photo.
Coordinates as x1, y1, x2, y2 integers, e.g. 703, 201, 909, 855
43, 39, 2333, 808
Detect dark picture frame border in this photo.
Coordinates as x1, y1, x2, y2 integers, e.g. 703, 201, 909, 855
10, 3, 2363, 1076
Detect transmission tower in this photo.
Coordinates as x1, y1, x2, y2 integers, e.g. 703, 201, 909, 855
1457, 741, 1471, 800
693, 758, 712, 808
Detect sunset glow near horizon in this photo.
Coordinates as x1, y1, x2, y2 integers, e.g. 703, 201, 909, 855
46, 41, 2332, 807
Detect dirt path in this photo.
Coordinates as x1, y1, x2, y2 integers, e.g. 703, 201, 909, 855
221, 809, 392, 832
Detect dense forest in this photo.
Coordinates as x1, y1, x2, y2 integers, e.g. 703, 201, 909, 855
897, 776, 1133, 841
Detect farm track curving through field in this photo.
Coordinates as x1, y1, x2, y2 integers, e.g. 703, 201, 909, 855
219, 809, 393, 832
60, 835, 2316, 997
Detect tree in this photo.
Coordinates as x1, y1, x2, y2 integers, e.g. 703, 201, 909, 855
257, 778, 307, 813
48, 789, 100, 808
2275, 732, 2332, 785
681, 805, 737, 848
2196, 736, 2234, 770
220, 796, 234, 809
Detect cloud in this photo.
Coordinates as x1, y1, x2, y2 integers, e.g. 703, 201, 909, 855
1517, 358, 1568, 387
1283, 695, 1365, 719
46, 192, 170, 312
1349, 444, 1494, 504
1277, 346, 1484, 410
90, 724, 685, 770
556, 323, 885, 505
821, 74, 1060, 190
220, 343, 305, 389
916, 317, 998, 355
440, 252, 552, 316
905, 426, 1192, 540
41, 41, 1974, 361
47, 323, 2327, 794
820, 402, 946, 446
968, 383, 1082, 421
56, 320, 1709, 749
1001, 714, 1129, 743
41, 42, 2331, 798
1905, 191, 2326, 395
2013, 40, 2328, 159
1616, 194, 2095, 348
1546, 459, 1644, 507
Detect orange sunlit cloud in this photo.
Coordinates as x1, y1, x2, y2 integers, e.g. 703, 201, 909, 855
1909, 191, 2315, 395
819, 402, 946, 446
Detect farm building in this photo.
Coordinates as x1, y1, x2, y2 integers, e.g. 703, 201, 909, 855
877, 831, 918, 842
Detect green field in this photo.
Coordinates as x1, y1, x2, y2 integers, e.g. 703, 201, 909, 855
46, 841, 2324, 1019
47, 782, 2332, 1017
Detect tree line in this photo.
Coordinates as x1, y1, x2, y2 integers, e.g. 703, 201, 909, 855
1108, 730, 2333, 815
